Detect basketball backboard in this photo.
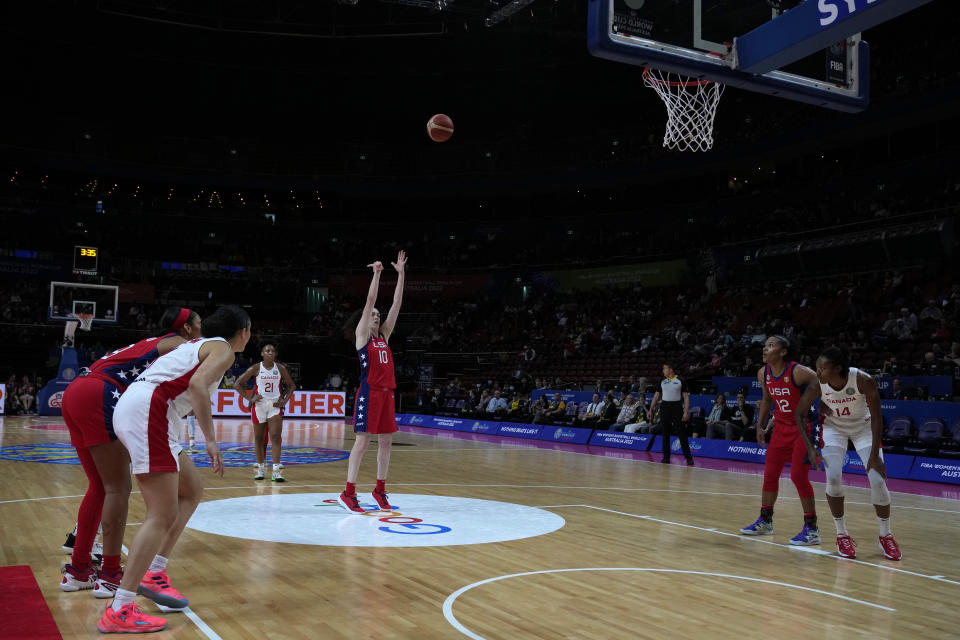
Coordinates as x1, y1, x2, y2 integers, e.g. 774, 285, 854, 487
588, 0, 870, 112
48, 281, 119, 325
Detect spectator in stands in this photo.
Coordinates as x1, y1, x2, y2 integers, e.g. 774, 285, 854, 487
885, 378, 906, 401
530, 395, 549, 422
428, 388, 445, 414
19, 375, 36, 414
880, 312, 898, 336
329, 371, 343, 390
947, 342, 960, 367
534, 392, 566, 425
520, 345, 536, 362
900, 307, 918, 334
507, 393, 527, 419
485, 390, 508, 417
704, 394, 732, 439
573, 393, 602, 427
919, 299, 943, 323
461, 389, 480, 416
608, 394, 639, 431
931, 319, 952, 342
728, 393, 755, 441
881, 356, 901, 376
221, 370, 236, 389
595, 391, 620, 429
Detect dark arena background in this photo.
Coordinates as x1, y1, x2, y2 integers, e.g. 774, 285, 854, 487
1, 1, 959, 638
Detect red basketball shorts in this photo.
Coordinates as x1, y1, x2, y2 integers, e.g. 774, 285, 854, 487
353, 384, 397, 434
61, 375, 121, 449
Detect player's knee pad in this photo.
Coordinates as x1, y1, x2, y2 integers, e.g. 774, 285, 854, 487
867, 469, 891, 506
821, 446, 846, 498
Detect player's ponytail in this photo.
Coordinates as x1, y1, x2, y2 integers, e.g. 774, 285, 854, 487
201, 305, 250, 340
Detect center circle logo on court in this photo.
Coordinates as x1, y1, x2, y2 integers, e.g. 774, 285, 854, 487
187, 493, 565, 547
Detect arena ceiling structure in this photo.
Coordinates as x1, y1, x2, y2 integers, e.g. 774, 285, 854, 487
0, 1, 957, 194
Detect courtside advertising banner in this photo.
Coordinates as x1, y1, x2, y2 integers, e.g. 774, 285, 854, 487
211, 390, 345, 418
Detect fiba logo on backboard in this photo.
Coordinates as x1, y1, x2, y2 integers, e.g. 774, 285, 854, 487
62, 367, 76, 381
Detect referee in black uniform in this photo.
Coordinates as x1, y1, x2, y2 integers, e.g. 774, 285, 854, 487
646, 363, 694, 466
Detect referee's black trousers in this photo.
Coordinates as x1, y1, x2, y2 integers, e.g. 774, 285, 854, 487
661, 402, 692, 460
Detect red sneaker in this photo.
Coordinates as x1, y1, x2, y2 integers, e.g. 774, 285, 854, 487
836, 534, 857, 559
137, 569, 189, 609
371, 489, 391, 510
337, 491, 366, 513
879, 534, 902, 560
97, 603, 167, 633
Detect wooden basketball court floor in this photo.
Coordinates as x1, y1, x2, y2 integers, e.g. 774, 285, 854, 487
2, 415, 959, 639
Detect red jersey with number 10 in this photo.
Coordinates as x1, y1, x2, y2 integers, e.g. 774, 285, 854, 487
358, 334, 395, 389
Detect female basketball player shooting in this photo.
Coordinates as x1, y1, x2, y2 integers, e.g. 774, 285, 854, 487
236, 342, 296, 481
59, 308, 201, 600
338, 250, 407, 513
793, 347, 901, 560
99, 306, 250, 634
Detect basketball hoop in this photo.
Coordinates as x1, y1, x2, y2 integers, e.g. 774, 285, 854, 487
77, 313, 94, 332
643, 68, 724, 152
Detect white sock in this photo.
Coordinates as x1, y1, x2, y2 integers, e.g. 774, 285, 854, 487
878, 517, 891, 537
833, 516, 847, 536
273, 464, 281, 470
148, 554, 168, 573
111, 588, 136, 611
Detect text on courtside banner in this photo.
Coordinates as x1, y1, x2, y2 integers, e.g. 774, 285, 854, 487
211, 390, 345, 418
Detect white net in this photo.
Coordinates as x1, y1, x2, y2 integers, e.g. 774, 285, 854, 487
643, 68, 724, 152
77, 313, 94, 331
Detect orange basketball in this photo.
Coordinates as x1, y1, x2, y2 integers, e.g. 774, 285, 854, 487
427, 114, 454, 142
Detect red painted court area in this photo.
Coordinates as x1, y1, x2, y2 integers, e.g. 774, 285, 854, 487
0, 566, 63, 639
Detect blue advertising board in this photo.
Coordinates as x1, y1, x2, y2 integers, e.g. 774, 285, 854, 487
496, 423, 544, 439
589, 431, 652, 450
907, 458, 960, 485
539, 426, 593, 445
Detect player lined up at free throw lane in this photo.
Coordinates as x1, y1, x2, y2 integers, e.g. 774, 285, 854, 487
97, 305, 251, 634
235, 342, 296, 482
741, 336, 823, 545
338, 251, 407, 513
59, 307, 202, 599
793, 346, 902, 560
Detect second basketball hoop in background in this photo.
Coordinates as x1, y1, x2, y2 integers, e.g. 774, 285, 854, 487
426, 114, 454, 142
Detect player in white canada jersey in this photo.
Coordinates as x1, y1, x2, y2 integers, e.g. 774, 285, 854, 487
794, 346, 901, 562
236, 342, 295, 482
100, 306, 251, 634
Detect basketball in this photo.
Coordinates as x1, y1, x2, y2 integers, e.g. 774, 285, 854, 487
426, 114, 454, 142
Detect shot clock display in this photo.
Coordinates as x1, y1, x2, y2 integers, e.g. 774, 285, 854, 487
73, 245, 98, 275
